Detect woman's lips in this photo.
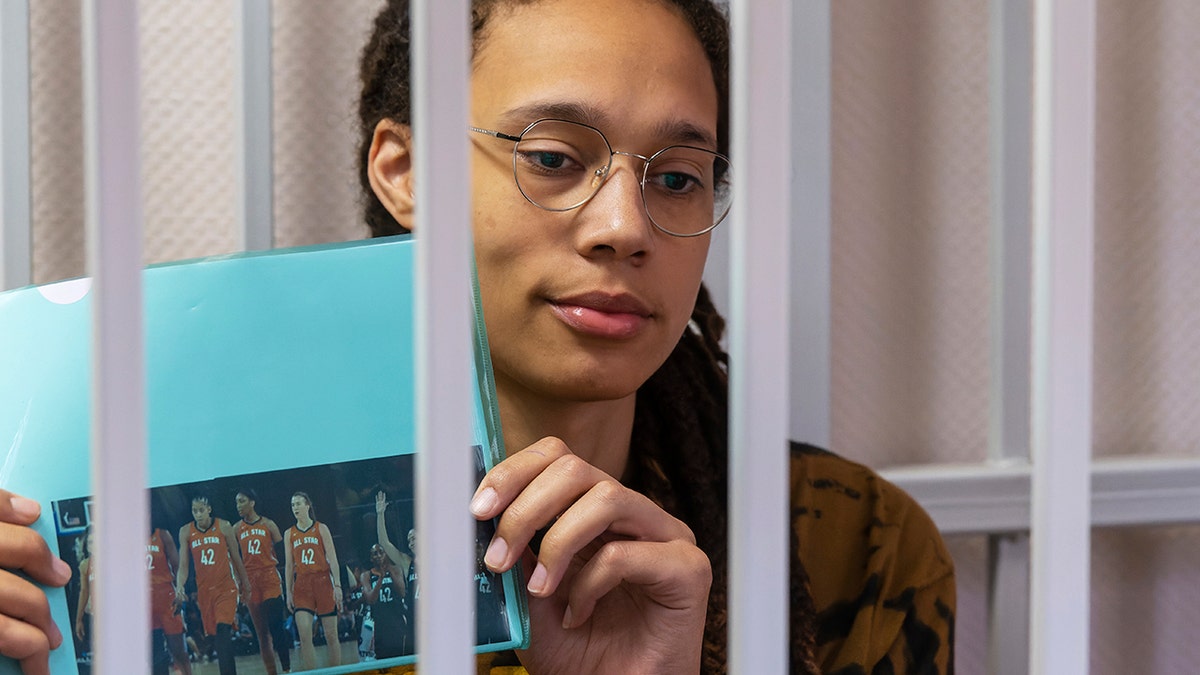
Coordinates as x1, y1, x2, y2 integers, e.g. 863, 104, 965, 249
548, 292, 652, 339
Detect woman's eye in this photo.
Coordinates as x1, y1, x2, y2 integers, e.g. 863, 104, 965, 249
515, 146, 582, 176
533, 151, 566, 169
660, 173, 695, 192
650, 170, 702, 195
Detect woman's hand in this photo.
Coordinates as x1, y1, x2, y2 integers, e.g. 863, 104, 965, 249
470, 437, 711, 675
0, 489, 72, 675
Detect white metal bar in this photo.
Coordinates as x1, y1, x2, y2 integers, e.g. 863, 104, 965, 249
411, 0, 474, 672
986, 3, 1035, 668
886, 457, 1200, 534
234, 0, 274, 251
81, 1, 148, 674
788, 0, 831, 448
1091, 458, 1200, 527
1030, 0, 1095, 670
728, 1, 792, 672
988, 534, 1032, 675
988, 0, 1034, 463
883, 462, 1032, 534
0, 0, 32, 291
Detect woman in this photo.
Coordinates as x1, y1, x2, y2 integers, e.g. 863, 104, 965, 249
233, 489, 291, 674
366, 491, 413, 658
358, 543, 408, 660
283, 492, 343, 670
175, 495, 250, 675
0, 1, 954, 672
72, 528, 93, 657
147, 526, 191, 675
359, 1, 954, 673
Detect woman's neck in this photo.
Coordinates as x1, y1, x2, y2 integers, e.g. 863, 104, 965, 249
496, 382, 637, 481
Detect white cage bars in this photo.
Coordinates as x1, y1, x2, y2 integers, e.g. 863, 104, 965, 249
4, 0, 1200, 673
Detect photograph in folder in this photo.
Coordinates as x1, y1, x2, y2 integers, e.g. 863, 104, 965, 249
0, 236, 528, 674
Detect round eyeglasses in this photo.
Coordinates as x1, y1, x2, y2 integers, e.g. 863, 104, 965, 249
469, 118, 732, 237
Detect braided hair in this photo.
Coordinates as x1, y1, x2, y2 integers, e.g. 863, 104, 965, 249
357, 1, 816, 671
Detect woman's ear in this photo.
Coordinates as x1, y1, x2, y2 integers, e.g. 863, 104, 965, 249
367, 120, 416, 230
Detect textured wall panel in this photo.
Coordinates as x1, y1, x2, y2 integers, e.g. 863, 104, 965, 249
138, 0, 240, 264
945, 535, 988, 675
830, 1, 992, 467
1091, 526, 1200, 674
29, 0, 86, 284
272, 0, 379, 248
1094, 0, 1200, 459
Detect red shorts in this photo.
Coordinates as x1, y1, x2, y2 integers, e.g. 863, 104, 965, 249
150, 581, 184, 634
197, 585, 238, 635
292, 572, 336, 616
245, 566, 283, 606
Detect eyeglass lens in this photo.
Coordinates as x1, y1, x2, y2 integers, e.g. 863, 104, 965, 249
512, 119, 731, 236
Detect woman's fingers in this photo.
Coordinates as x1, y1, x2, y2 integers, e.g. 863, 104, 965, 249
471, 436, 573, 520
561, 539, 711, 630
474, 438, 637, 574
0, 491, 42, 527
0, 569, 62, 675
524, 482, 694, 598
0, 523, 71, 589
471, 438, 582, 570
0, 570, 60, 649
471, 436, 697, 602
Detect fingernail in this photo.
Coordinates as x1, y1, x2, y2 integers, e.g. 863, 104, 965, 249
52, 556, 72, 582
484, 537, 508, 570
48, 619, 63, 649
561, 606, 573, 629
528, 562, 548, 595
11, 496, 39, 521
469, 487, 498, 517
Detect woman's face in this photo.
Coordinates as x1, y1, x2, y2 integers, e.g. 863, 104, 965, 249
469, 0, 718, 404
291, 495, 309, 521
235, 493, 253, 517
191, 500, 212, 527
370, 545, 387, 566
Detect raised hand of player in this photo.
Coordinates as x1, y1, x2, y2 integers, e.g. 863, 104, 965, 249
469, 437, 711, 675
375, 490, 387, 515
0, 489, 72, 675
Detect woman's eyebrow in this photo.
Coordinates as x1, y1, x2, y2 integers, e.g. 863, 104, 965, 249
496, 101, 717, 149
655, 119, 717, 149
497, 101, 608, 128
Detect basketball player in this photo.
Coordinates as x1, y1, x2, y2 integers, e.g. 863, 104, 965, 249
147, 527, 191, 674
175, 495, 250, 675
234, 489, 291, 674
284, 492, 342, 670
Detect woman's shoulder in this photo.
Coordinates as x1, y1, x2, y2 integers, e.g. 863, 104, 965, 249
789, 441, 956, 673
789, 440, 954, 597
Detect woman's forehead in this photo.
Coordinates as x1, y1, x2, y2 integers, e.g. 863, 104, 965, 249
471, 0, 717, 144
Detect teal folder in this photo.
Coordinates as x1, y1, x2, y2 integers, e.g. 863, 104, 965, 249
0, 235, 527, 673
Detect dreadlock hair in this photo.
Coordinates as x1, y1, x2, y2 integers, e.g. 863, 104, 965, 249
356, 1, 817, 671
627, 284, 818, 674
